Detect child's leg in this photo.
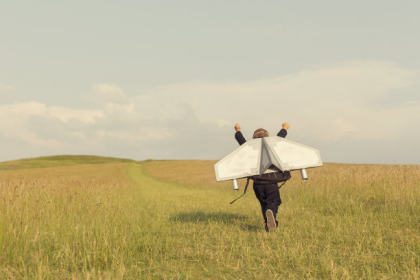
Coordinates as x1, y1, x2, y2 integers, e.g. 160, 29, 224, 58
253, 184, 268, 224
264, 184, 281, 225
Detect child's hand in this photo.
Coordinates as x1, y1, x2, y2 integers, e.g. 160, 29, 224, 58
282, 122, 290, 130
234, 123, 241, 132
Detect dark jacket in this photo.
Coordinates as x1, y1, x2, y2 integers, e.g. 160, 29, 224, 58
235, 129, 287, 145
234, 129, 291, 184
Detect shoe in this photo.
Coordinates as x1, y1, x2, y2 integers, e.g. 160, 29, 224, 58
266, 209, 276, 232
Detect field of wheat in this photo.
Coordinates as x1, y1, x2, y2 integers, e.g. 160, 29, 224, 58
0, 156, 418, 279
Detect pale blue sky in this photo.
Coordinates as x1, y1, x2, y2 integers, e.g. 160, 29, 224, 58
1, 1, 419, 163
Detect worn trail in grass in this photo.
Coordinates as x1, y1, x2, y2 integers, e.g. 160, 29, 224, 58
126, 163, 265, 279
131, 161, 419, 279
0, 157, 418, 279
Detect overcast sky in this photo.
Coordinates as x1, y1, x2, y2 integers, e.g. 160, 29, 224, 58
1, 1, 419, 164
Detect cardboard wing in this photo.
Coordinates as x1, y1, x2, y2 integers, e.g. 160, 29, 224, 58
214, 136, 322, 181
214, 138, 262, 181
263, 137, 323, 171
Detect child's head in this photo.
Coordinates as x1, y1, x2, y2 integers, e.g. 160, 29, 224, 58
253, 128, 269, 138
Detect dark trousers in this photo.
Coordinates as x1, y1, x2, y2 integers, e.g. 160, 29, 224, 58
253, 183, 282, 225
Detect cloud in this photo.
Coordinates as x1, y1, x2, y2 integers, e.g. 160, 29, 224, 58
0, 102, 104, 153
0, 83, 15, 93
0, 102, 103, 124
135, 60, 420, 142
91, 83, 129, 104
0, 61, 419, 163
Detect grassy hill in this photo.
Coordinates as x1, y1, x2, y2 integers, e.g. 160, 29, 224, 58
0, 156, 418, 279
0, 155, 133, 170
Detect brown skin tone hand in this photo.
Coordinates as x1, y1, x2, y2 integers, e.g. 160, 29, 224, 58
234, 123, 241, 132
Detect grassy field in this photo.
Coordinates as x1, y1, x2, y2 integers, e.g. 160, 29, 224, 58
0, 156, 418, 279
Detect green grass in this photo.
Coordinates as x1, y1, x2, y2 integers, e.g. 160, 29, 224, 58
0, 156, 418, 279
0, 155, 133, 170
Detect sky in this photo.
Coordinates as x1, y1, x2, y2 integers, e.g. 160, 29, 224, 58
1, 0, 419, 164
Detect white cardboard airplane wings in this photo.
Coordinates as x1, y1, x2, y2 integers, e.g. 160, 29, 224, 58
214, 136, 322, 181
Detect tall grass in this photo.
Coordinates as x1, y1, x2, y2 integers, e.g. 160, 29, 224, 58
0, 157, 418, 279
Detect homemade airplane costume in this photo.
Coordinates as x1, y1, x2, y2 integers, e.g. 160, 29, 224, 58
215, 136, 323, 182
214, 125, 323, 231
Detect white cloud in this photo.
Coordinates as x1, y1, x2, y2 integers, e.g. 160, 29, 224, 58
0, 102, 103, 124
0, 82, 15, 93
0, 61, 419, 163
0, 102, 104, 152
47, 106, 103, 124
91, 83, 129, 104
133, 60, 420, 142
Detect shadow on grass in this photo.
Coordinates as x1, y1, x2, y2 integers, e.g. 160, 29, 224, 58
239, 224, 260, 232
170, 211, 248, 223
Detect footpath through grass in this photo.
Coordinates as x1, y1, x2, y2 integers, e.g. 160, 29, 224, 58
141, 160, 420, 279
0, 157, 418, 279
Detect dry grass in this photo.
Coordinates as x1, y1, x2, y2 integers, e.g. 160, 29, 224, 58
0, 157, 419, 279
0, 162, 134, 279
144, 161, 420, 279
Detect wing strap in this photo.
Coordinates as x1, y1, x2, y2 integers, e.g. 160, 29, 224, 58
229, 177, 250, 204
229, 179, 287, 205
278, 181, 287, 189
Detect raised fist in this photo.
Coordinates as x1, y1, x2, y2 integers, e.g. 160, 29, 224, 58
234, 123, 241, 132
282, 122, 290, 130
